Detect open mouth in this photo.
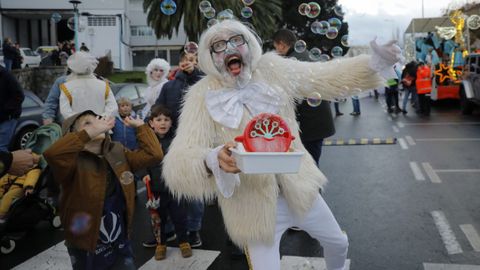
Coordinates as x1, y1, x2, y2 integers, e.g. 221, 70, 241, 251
225, 55, 243, 76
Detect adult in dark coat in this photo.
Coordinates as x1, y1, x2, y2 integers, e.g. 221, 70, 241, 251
272, 29, 335, 166
2, 38, 17, 71
0, 65, 24, 151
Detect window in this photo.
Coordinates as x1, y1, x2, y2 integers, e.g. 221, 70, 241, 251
131, 26, 154, 36
22, 49, 36, 56
170, 49, 181, 66
22, 96, 39, 109
115, 85, 139, 101
88, 16, 116, 27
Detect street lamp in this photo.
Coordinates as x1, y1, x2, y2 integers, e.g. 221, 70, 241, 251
69, 0, 82, 51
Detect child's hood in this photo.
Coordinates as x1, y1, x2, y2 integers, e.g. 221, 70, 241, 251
61, 110, 98, 135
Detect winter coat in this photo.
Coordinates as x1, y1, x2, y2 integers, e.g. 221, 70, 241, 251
138, 133, 172, 193
162, 52, 383, 248
155, 68, 203, 131
44, 112, 163, 251
0, 66, 24, 122
0, 168, 41, 194
111, 116, 138, 150
2, 43, 17, 60
287, 48, 335, 142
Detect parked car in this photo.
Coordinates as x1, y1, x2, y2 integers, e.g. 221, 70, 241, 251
460, 54, 480, 114
20, 48, 41, 68
111, 83, 148, 114
10, 91, 44, 150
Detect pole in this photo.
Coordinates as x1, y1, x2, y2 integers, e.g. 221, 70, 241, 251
422, 0, 424, 18
74, 9, 79, 51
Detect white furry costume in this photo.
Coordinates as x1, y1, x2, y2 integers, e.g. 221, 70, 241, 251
142, 58, 170, 116
162, 20, 400, 269
59, 51, 117, 119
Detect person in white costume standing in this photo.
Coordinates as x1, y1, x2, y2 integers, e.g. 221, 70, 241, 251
59, 51, 118, 120
142, 58, 170, 118
162, 20, 402, 270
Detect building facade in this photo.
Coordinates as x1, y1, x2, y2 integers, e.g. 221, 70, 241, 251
0, 0, 187, 70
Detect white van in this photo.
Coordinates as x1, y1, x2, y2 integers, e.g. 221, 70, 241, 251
20, 48, 41, 68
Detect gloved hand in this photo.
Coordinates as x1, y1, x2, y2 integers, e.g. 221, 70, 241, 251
369, 38, 405, 73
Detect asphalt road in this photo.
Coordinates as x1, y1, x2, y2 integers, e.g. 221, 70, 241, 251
1, 93, 480, 270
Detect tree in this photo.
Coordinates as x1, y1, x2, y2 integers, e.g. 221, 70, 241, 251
279, 0, 349, 58
143, 0, 282, 42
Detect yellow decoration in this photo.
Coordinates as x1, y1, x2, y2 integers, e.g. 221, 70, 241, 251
434, 64, 452, 83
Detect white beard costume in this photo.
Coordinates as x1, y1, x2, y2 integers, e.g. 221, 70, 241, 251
162, 20, 401, 270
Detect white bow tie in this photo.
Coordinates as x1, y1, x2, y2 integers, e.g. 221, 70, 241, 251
205, 82, 283, 129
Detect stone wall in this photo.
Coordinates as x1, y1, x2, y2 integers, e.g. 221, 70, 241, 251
12, 66, 67, 101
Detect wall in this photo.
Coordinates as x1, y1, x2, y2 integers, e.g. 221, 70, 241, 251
12, 66, 67, 101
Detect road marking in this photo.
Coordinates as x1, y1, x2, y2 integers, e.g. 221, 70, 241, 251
405, 135, 416, 145
431, 211, 463, 255
280, 256, 350, 270
398, 138, 408, 150
137, 186, 146, 194
392, 125, 400, 133
415, 138, 480, 142
12, 241, 69, 270
139, 248, 220, 270
422, 162, 442, 183
423, 263, 480, 270
460, 224, 480, 252
397, 121, 405, 128
409, 162, 425, 181
403, 122, 480, 126
387, 116, 392, 121
435, 169, 480, 173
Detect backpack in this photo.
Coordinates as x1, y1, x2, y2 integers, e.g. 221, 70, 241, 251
23, 123, 63, 170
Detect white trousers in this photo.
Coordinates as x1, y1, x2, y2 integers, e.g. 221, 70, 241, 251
247, 194, 348, 270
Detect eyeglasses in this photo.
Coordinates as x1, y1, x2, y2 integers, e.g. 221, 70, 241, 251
210, 35, 246, 53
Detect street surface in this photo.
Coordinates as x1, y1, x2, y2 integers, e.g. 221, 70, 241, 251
2, 94, 480, 270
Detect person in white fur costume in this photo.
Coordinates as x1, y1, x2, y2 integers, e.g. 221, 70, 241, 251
142, 58, 170, 118
162, 20, 401, 270
59, 51, 118, 119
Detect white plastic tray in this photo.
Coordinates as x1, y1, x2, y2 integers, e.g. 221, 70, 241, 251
230, 144, 304, 174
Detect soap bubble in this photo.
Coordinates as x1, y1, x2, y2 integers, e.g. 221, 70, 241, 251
467, 15, 480, 30
310, 21, 322, 34
241, 6, 253, 18
199, 1, 211, 12
309, 47, 322, 61
70, 212, 92, 235
319, 54, 331, 62
242, 0, 255, 6
225, 9, 234, 15
51, 13, 62, 24
341, 35, 349, 47
306, 2, 321, 18
298, 3, 311, 16
331, 46, 343, 57
306, 92, 322, 107
207, 18, 218, 28
326, 27, 339, 39
294, 40, 307, 53
217, 10, 234, 21
317, 21, 330, 35
203, 7, 216, 19
334, 5, 345, 17
184, 42, 199, 54
328, 17, 342, 30
160, 0, 177, 16
120, 171, 134, 185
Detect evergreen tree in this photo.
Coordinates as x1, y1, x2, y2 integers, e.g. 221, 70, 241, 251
279, 0, 349, 59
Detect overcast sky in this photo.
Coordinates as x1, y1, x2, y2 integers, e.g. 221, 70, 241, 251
338, 0, 473, 46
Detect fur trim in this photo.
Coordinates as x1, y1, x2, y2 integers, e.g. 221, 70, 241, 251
145, 58, 170, 86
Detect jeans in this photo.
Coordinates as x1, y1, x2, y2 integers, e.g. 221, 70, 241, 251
333, 102, 341, 114
402, 87, 417, 111
302, 139, 324, 167
351, 97, 360, 113
3, 59, 13, 71
0, 119, 18, 151
187, 199, 204, 232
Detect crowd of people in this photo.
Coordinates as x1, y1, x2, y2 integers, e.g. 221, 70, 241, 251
0, 18, 403, 270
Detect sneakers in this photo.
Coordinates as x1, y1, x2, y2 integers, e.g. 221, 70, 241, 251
350, 112, 361, 116
336, 112, 344, 116
142, 232, 176, 248
154, 245, 167, 260
188, 231, 202, 248
179, 242, 193, 258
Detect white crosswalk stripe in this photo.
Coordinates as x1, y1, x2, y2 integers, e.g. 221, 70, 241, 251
280, 256, 351, 270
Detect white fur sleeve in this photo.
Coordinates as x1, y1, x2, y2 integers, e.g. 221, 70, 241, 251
257, 52, 385, 101
161, 81, 219, 201
104, 87, 119, 117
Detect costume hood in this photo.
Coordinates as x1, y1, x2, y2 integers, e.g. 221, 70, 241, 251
67, 51, 99, 75
197, 19, 262, 87
145, 58, 171, 86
